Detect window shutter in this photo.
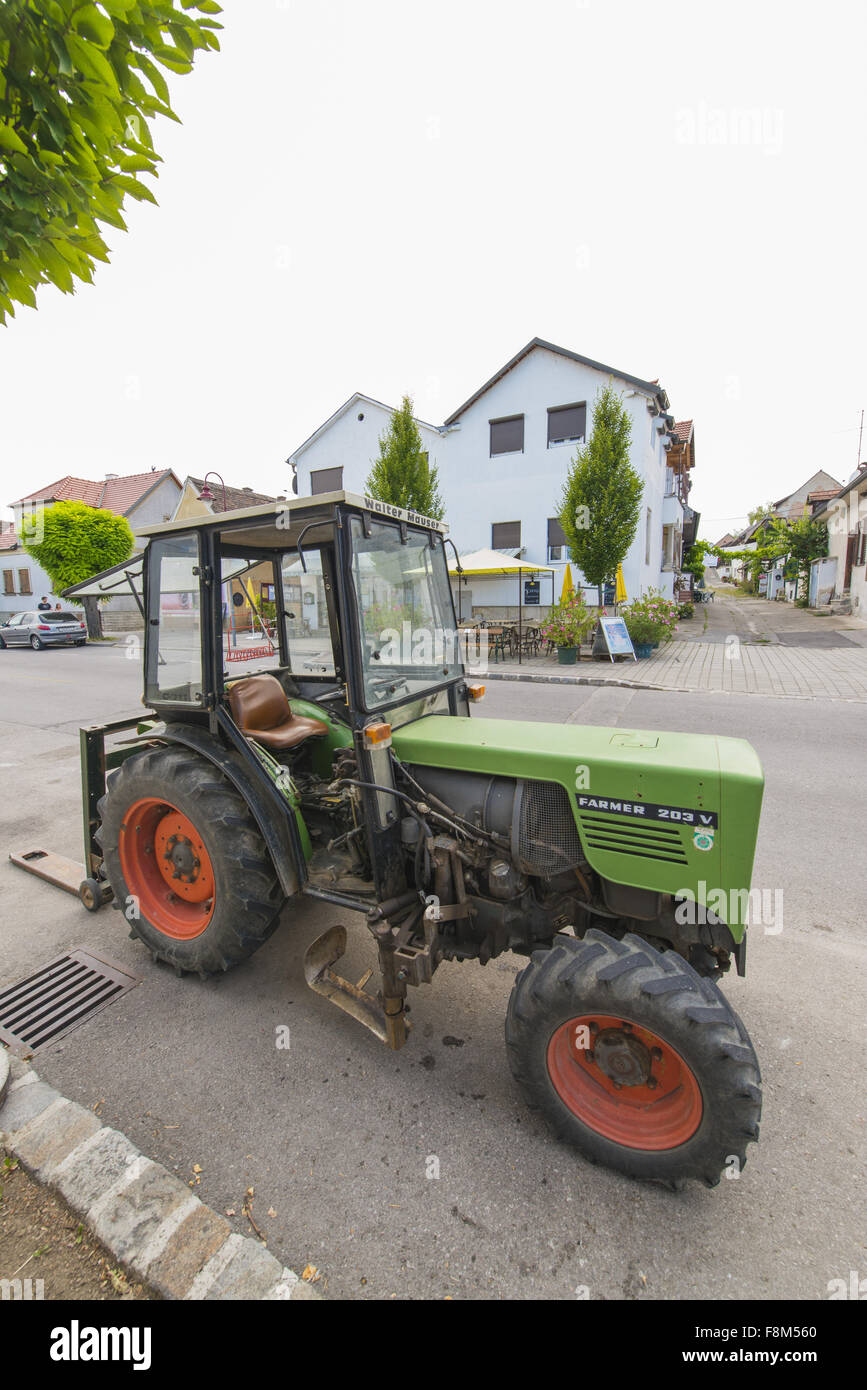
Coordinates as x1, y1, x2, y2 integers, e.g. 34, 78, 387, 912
492, 521, 521, 550
2, 570, 14, 595
548, 403, 586, 445
490, 416, 524, 456
547, 517, 567, 547
310, 467, 344, 495
17, 569, 32, 595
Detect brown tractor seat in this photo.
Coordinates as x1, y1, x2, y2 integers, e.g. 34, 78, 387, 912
228, 674, 329, 752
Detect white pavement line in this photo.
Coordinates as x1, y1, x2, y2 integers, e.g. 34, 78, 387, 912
136, 1192, 201, 1273
185, 1232, 245, 1300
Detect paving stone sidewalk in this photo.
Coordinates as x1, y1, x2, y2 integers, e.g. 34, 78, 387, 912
471, 586, 867, 702
0, 1050, 318, 1301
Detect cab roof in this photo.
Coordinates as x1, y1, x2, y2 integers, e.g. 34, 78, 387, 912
134, 490, 449, 539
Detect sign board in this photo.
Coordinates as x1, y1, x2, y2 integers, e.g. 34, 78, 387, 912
592, 616, 637, 662
758, 573, 768, 595
523, 579, 540, 605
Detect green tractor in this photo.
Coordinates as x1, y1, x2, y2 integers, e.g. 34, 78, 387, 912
58, 492, 762, 1187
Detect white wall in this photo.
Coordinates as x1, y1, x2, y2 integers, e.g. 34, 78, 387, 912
128, 475, 182, 527
0, 550, 59, 614
433, 346, 676, 604
292, 398, 443, 499
290, 352, 681, 605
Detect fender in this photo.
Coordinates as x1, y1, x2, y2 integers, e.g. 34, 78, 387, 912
152, 722, 303, 899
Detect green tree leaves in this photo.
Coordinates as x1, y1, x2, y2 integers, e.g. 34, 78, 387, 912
558, 383, 643, 601
0, 1, 222, 324
22, 500, 135, 592
365, 395, 445, 521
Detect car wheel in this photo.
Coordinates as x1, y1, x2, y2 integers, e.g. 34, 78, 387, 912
75, 640, 87, 647
0, 636, 6, 649
29, 635, 44, 650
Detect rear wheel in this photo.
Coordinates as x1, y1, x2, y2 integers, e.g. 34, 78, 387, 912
505, 929, 761, 1187
29, 635, 43, 650
97, 745, 285, 975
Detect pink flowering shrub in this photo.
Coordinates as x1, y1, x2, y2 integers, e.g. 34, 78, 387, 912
620, 589, 679, 645
541, 592, 596, 648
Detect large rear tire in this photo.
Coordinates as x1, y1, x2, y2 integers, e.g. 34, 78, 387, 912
97, 745, 285, 975
505, 929, 761, 1187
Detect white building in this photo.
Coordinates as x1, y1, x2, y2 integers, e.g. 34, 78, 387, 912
814, 467, 867, 614
289, 340, 694, 614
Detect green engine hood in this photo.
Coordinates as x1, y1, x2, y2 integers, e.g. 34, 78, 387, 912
392, 715, 764, 938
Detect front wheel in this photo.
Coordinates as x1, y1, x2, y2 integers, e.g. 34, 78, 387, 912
505, 929, 761, 1187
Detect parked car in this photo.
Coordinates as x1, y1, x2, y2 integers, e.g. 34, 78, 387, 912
0, 610, 88, 650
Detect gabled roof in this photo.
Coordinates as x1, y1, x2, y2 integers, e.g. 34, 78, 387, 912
811, 465, 867, 518
288, 393, 440, 463
443, 338, 670, 426
186, 477, 279, 515
771, 470, 842, 513
13, 470, 181, 517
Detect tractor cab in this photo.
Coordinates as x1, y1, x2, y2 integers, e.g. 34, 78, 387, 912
133, 492, 467, 732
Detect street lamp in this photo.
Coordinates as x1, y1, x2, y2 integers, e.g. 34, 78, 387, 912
197, 472, 227, 512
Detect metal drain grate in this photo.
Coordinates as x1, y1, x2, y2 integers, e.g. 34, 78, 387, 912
0, 950, 139, 1058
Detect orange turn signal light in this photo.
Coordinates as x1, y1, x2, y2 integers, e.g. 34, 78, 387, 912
363, 722, 393, 748
467, 683, 486, 702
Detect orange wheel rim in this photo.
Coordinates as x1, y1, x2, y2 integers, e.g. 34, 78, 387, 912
119, 798, 215, 940
547, 1013, 702, 1150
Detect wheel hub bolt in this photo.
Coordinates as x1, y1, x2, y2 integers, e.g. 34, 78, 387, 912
651, 1047, 663, 1061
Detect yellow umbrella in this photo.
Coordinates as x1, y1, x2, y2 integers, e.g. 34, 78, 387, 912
560, 564, 574, 602
616, 565, 628, 603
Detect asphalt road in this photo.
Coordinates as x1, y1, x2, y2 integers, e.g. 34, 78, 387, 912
0, 642, 865, 1300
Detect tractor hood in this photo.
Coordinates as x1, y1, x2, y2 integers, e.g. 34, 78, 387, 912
392, 715, 764, 935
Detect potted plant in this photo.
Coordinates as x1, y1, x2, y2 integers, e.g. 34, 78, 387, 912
541, 592, 595, 665
621, 592, 679, 658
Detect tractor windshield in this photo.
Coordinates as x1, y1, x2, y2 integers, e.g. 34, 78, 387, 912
348, 517, 461, 710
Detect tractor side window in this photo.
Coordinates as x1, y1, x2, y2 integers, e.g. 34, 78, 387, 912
145, 534, 203, 705
281, 549, 336, 677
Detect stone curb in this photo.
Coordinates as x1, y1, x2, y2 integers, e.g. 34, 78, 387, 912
478, 670, 867, 702
0, 1053, 319, 1301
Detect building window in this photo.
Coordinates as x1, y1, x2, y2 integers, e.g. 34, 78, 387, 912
2, 569, 13, 595
548, 403, 586, 447
492, 521, 521, 551
645, 508, 653, 565
857, 528, 867, 567
661, 525, 676, 571
17, 569, 31, 595
547, 517, 567, 562
490, 416, 524, 456
310, 467, 343, 495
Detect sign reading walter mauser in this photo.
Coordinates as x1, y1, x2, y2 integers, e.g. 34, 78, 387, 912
355, 493, 448, 533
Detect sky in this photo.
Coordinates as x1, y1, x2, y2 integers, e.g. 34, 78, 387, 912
2, 0, 865, 541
